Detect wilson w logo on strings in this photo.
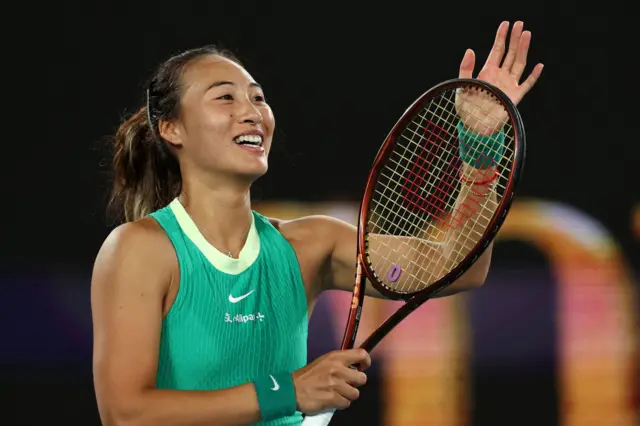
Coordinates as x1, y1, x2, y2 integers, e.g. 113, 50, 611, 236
397, 118, 474, 230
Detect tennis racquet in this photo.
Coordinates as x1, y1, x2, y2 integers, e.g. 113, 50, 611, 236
301, 78, 526, 426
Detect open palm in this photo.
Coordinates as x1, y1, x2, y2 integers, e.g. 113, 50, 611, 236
455, 21, 544, 134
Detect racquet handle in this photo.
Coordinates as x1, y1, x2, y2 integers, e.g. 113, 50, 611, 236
301, 409, 336, 426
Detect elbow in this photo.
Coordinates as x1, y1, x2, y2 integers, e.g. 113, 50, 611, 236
432, 261, 488, 298
465, 263, 490, 290
436, 270, 486, 298
465, 244, 494, 289
457, 275, 486, 293
469, 264, 490, 288
100, 408, 137, 426
102, 410, 144, 426
98, 396, 148, 426
452, 263, 490, 294
467, 276, 487, 290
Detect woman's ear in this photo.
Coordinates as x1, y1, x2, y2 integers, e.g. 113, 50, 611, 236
158, 119, 184, 147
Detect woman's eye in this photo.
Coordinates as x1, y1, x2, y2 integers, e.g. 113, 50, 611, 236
254, 95, 266, 102
217, 94, 233, 100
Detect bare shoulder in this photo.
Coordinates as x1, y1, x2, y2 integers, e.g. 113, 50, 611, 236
277, 215, 357, 262
92, 217, 177, 298
266, 214, 355, 246
264, 214, 357, 294
262, 215, 348, 297
94, 217, 176, 270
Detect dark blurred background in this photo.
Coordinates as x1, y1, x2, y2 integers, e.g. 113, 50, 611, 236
4, 1, 638, 425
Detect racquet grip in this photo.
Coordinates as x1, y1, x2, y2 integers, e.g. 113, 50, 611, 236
301, 409, 336, 426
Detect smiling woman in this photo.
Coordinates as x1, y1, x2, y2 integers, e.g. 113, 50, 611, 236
91, 21, 541, 426
92, 46, 372, 426
111, 48, 272, 223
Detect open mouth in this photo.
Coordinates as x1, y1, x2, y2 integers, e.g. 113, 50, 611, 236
233, 134, 263, 147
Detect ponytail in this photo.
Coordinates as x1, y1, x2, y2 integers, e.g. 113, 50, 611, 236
107, 45, 242, 223
108, 106, 181, 223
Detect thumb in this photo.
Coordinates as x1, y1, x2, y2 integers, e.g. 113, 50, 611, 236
459, 49, 475, 79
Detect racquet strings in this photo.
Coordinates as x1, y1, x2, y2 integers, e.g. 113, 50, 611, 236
365, 86, 515, 295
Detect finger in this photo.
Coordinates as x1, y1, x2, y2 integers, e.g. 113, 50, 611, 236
335, 381, 360, 401
458, 49, 475, 79
519, 63, 544, 95
357, 349, 372, 370
510, 30, 532, 80
501, 21, 524, 71
339, 348, 371, 368
485, 21, 510, 68
341, 368, 368, 387
332, 394, 352, 410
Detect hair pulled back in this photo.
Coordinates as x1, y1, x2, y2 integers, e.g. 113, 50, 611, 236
109, 46, 241, 222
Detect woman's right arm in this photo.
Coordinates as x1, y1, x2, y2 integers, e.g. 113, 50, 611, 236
91, 219, 268, 426
91, 219, 371, 426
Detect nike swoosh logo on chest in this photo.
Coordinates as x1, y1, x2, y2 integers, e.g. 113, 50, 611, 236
228, 289, 255, 303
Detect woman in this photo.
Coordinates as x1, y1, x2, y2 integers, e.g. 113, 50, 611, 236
91, 21, 542, 426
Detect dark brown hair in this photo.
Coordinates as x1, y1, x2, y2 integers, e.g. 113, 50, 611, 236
108, 45, 242, 222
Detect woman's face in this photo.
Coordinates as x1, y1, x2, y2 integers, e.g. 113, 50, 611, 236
161, 55, 275, 183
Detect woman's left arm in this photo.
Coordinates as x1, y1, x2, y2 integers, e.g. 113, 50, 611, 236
315, 21, 544, 299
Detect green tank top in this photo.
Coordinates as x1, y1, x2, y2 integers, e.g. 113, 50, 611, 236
149, 198, 308, 425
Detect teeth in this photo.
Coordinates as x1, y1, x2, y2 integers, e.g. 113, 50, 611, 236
234, 135, 263, 145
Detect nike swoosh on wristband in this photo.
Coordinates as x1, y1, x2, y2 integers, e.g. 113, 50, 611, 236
228, 290, 255, 303
269, 375, 279, 391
